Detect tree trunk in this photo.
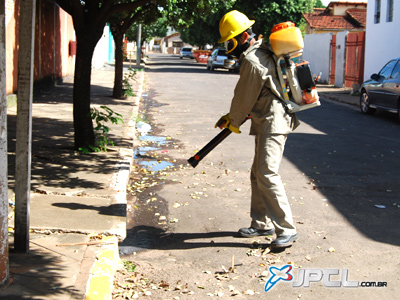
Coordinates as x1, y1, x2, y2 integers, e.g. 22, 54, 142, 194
72, 36, 96, 150
55, 0, 153, 150
112, 32, 124, 99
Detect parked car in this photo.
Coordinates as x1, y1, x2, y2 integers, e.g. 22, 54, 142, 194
360, 57, 400, 122
207, 49, 228, 71
224, 56, 240, 73
180, 47, 194, 59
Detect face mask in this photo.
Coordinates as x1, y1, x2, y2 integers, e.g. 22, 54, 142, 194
227, 33, 255, 57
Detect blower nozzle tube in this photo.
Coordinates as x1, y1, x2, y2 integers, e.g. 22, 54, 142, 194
187, 115, 250, 168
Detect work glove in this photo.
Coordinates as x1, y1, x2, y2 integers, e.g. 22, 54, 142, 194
215, 114, 230, 129
228, 124, 241, 134
215, 114, 241, 134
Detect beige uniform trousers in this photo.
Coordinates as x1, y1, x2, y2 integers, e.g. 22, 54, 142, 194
250, 133, 296, 236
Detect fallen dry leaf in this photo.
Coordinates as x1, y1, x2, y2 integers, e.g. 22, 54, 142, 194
244, 289, 255, 295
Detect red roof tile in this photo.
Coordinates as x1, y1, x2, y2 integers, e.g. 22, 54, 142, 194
346, 8, 367, 27
303, 8, 366, 30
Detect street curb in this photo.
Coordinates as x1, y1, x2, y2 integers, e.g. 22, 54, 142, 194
85, 236, 120, 300
84, 68, 145, 300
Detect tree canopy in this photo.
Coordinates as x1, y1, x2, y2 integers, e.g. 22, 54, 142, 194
126, 17, 169, 44
179, 0, 326, 48
179, 1, 234, 49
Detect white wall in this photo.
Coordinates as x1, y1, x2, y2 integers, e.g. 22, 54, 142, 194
303, 33, 333, 84
92, 25, 110, 69
303, 31, 355, 87
166, 35, 181, 47
335, 31, 348, 87
364, 0, 400, 80
331, 2, 367, 16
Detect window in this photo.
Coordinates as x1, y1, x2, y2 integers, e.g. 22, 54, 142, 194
387, 0, 393, 22
218, 49, 227, 56
375, 0, 381, 23
379, 60, 396, 79
173, 41, 183, 47
391, 61, 400, 79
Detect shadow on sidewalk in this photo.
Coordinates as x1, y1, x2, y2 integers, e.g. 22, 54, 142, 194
2, 242, 79, 300
7, 81, 133, 195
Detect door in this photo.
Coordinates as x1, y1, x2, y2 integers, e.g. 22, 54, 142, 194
381, 60, 400, 109
370, 59, 397, 106
344, 32, 365, 88
329, 35, 336, 85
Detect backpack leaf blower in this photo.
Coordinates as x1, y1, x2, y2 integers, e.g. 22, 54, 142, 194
270, 21, 321, 113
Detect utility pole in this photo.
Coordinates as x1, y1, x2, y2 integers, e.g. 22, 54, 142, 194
136, 23, 141, 66
14, 0, 36, 253
0, 0, 9, 284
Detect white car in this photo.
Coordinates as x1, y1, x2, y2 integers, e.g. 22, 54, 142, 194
180, 47, 194, 59
207, 49, 228, 71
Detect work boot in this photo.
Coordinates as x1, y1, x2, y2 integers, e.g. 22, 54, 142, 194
238, 227, 275, 238
271, 233, 298, 248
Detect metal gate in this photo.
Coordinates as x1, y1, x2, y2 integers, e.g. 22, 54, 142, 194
344, 32, 365, 88
329, 34, 336, 85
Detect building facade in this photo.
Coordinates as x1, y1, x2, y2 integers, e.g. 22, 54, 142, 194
5, 0, 76, 95
364, 0, 398, 80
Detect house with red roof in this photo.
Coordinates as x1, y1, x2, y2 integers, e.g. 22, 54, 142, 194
303, 1, 367, 34
302, 1, 368, 87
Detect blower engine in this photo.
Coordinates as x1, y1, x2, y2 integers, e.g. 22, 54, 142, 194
270, 21, 321, 113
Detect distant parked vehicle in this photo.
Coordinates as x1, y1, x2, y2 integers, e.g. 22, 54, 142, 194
360, 57, 400, 122
224, 56, 239, 73
207, 48, 239, 72
207, 49, 228, 71
180, 47, 194, 59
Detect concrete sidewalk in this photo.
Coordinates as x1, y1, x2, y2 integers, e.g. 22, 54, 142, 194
0, 60, 360, 299
317, 84, 359, 107
2, 63, 144, 299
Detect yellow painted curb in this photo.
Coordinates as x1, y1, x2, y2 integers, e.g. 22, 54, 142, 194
85, 236, 119, 300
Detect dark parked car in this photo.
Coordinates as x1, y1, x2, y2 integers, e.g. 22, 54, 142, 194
360, 57, 400, 121
180, 47, 194, 59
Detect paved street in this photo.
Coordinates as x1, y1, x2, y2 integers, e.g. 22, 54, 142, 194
114, 53, 399, 299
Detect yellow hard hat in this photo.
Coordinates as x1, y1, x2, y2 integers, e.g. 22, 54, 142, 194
218, 10, 255, 44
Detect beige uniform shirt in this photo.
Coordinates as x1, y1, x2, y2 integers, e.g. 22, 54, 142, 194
229, 40, 300, 135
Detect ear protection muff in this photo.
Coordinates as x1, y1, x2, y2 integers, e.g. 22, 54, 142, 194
226, 39, 238, 54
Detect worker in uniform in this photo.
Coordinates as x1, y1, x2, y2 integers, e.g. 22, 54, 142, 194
215, 10, 300, 248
